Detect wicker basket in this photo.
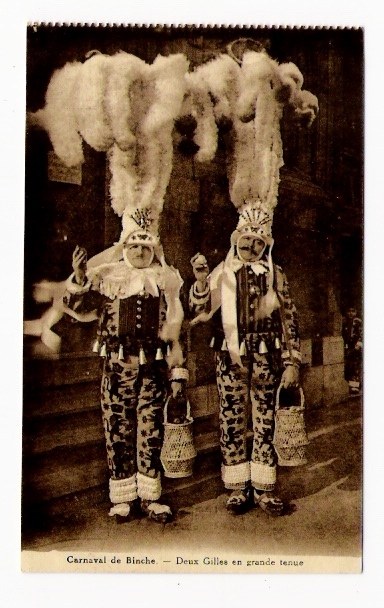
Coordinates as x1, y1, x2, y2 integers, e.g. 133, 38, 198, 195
273, 385, 309, 467
160, 398, 197, 478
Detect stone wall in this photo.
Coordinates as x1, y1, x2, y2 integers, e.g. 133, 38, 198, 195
301, 337, 349, 408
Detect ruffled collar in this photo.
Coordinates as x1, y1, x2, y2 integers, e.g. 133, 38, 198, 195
230, 256, 269, 275
87, 261, 165, 299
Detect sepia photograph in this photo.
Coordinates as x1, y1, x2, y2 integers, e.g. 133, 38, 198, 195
21, 23, 363, 574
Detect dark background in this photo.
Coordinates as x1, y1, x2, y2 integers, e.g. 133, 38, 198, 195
22, 25, 364, 535
25, 26, 363, 338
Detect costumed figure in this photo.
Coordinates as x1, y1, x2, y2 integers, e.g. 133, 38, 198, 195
51, 50, 191, 524
190, 44, 317, 517
188, 253, 210, 317
342, 306, 362, 394
25, 50, 190, 356
63, 210, 187, 524
191, 204, 301, 517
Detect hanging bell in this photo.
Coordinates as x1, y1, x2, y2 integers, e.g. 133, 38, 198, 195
118, 344, 124, 360
258, 339, 268, 354
274, 336, 281, 350
239, 340, 247, 356
100, 343, 107, 358
209, 337, 215, 349
155, 347, 163, 361
221, 339, 228, 351
139, 347, 147, 365
92, 338, 100, 353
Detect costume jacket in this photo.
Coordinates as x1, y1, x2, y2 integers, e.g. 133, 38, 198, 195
61, 259, 185, 500
63, 260, 183, 364
208, 256, 301, 368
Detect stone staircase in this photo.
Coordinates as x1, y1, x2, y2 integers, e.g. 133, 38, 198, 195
22, 329, 350, 532
22, 346, 223, 530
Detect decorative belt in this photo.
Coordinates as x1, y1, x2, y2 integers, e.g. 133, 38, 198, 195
91, 334, 169, 365
210, 331, 282, 355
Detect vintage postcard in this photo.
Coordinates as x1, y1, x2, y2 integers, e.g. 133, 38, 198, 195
21, 23, 363, 575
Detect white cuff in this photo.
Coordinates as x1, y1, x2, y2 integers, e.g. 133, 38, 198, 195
282, 349, 301, 366
109, 475, 137, 504
251, 461, 276, 491
170, 367, 189, 382
65, 272, 92, 295
221, 462, 250, 489
137, 472, 162, 501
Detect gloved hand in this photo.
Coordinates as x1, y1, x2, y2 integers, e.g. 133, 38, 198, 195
281, 365, 300, 389
72, 245, 87, 286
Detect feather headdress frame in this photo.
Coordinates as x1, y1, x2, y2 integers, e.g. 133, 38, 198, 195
131, 209, 153, 232
230, 201, 274, 246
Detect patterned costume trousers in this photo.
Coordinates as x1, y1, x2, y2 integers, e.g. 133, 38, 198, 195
100, 354, 166, 483
215, 352, 280, 491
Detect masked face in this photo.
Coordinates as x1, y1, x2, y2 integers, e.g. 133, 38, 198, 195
237, 235, 266, 262
124, 244, 154, 268
193, 264, 209, 282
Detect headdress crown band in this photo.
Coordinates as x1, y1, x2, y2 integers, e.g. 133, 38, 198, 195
236, 202, 273, 238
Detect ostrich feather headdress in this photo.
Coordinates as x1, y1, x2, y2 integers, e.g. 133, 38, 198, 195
227, 48, 318, 242
221, 46, 319, 335
30, 50, 189, 247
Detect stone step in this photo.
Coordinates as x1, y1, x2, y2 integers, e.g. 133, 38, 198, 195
22, 428, 221, 504
25, 377, 220, 419
24, 408, 104, 455
23, 349, 221, 506
21, 447, 223, 538
22, 397, 362, 540
23, 441, 108, 503
23, 406, 219, 456
25, 381, 101, 418
24, 352, 101, 389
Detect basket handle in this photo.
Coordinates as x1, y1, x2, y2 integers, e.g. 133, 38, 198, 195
163, 396, 192, 423
276, 384, 305, 411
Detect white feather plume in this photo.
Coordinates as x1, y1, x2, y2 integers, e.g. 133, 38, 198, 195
279, 62, 304, 89
104, 52, 146, 151
290, 89, 319, 127
228, 51, 284, 214
108, 143, 138, 217
110, 54, 188, 233
142, 53, 189, 135
74, 53, 114, 151
195, 54, 240, 122
236, 51, 278, 123
184, 71, 218, 163
32, 62, 84, 167
228, 118, 254, 207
